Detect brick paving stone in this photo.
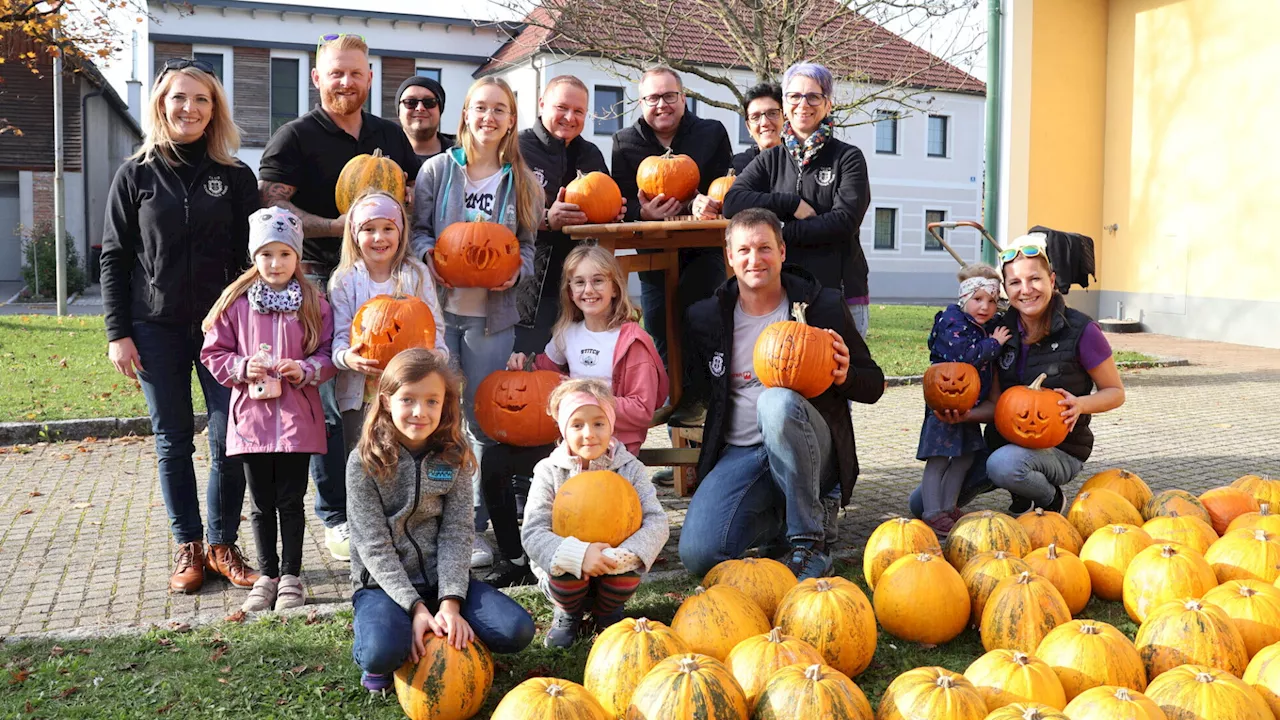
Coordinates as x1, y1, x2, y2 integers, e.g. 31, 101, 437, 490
1, 333, 1278, 637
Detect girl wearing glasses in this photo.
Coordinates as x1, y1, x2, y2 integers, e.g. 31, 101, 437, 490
480, 245, 668, 588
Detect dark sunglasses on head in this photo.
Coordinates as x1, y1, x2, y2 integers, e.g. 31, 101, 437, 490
160, 57, 216, 76
318, 32, 366, 48
400, 97, 440, 111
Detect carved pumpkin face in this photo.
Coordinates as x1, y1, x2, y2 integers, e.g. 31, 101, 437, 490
473, 370, 563, 447
923, 362, 981, 413
350, 294, 437, 368
995, 373, 1071, 449
432, 220, 522, 288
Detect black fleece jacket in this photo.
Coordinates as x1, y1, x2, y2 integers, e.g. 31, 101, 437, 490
684, 265, 885, 505
518, 120, 610, 274
722, 140, 871, 297
611, 112, 732, 221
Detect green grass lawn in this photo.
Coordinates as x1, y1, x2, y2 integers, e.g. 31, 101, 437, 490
0, 311, 1153, 423
0, 559, 1143, 718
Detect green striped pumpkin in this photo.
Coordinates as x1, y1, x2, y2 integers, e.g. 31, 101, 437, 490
625, 653, 748, 720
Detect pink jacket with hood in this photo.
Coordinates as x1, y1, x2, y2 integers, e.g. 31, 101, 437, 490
534, 321, 668, 454
201, 294, 337, 456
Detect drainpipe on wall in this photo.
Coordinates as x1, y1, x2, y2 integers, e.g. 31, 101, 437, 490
982, 0, 1002, 265
82, 87, 105, 283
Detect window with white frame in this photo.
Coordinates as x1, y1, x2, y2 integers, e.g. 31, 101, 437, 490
874, 208, 897, 250
270, 57, 301, 134
875, 110, 898, 154
928, 115, 949, 158
925, 209, 947, 251
594, 86, 624, 135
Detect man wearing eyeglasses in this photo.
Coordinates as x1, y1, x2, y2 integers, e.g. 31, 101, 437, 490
257, 33, 421, 563
733, 83, 784, 174
396, 76, 454, 161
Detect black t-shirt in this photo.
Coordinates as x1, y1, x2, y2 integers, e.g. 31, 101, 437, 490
414, 132, 456, 164
258, 106, 421, 268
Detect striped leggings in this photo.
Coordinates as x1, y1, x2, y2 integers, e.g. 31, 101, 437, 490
546, 572, 641, 617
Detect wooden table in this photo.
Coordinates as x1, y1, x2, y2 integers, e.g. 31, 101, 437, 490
565, 218, 729, 408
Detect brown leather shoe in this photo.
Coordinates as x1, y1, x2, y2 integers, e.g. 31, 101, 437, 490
205, 543, 261, 588
170, 541, 205, 594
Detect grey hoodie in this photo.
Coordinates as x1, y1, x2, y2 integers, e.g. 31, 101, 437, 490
346, 447, 474, 612
410, 146, 536, 335
521, 441, 669, 580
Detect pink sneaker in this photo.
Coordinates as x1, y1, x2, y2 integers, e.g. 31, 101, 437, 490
923, 513, 957, 539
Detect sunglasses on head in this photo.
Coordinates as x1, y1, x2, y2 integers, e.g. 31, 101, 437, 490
400, 97, 440, 111
160, 57, 216, 76
318, 32, 365, 48
999, 245, 1049, 264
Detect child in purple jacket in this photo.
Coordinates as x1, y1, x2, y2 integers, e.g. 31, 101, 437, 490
201, 207, 336, 612
916, 264, 1012, 537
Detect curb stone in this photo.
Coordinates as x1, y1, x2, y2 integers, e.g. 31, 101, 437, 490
0, 357, 1189, 447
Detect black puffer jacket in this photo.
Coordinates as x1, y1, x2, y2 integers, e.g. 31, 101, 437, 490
100, 145, 259, 341
722, 140, 871, 297
611, 112, 732, 221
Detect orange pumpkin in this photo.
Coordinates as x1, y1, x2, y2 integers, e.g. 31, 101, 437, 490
350, 294, 438, 369
636, 148, 700, 202
1017, 509, 1084, 555
1079, 469, 1153, 511
752, 302, 837, 399
490, 677, 608, 720
1227, 503, 1280, 535
1234, 474, 1280, 508
960, 551, 1033, 627
1145, 664, 1272, 720
923, 362, 981, 413
1034, 620, 1147, 700
1205, 528, 1280, 584
551, 470, 642, 547
1061, 686, 1166, 720
877, 666, 987, 720
774, 577, 877, 677
564, 171, 623, 224
963, 649, 1067, 711
1023, 544, 1092, 615
702, 557, 796, 619
1078, 523, 1153, 601
584, 617, 689, 719
753, 663, 874, 720
706, 169, 736, 204
1067, 489, 1144, 539
994, 373, 1071, 449
724, 627, 823, 708
1121, 543, 1218, 623
394, 634, 493, 720
1244, 641, 1280, 717
625, 653, 748, 720
336, 148, 405, 213
874, 552, 970, 644
1135, 597, 1250, 680
863, 517, 942, 590
670, 585, 770, 662
980, 572, 1072, 655
432, 220, 522, 288
1143, 488, 1211, 523
1200, 486, 1262, 535
1203, 580, 1280, 658
945, 510, 1033, 570
473, 369, 562, 447
1142, 511, 1219, 554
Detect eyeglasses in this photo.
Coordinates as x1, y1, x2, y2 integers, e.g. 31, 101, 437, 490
747, 108, 782, 125
641, 92, 682, 107
159, 57, 216, 78
569, 278, 610, 293
999, 245, 1052, 267
468, 105, 510, 119
318, 33, 365, 48
400, 97, 440, 111
784, 92, 828, 107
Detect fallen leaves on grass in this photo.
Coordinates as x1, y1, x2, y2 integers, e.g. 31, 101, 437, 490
8, 669, 29, 684
523, 665, 552, 680
56, 686, 78, 699
49, 646, 65, 657
156, 638, 173, 647
156, 701, 176, 714
209, 646, 227, 663
166, 621, 190, 632
224, 610, 246, 624
304, 608, 320, 625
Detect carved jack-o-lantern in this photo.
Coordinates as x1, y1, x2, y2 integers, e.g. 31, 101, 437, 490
350, 294, 438, 369
752, 302, 837, 399
923, 362, 981, 413
995, 373, 1071, 449
473, 369, 563, 447
432, 220, 522, 288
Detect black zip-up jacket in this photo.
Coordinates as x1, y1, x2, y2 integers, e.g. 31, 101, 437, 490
612, 112, 732, 221
722, 140, 871, 297
100, 147, 260, 341
684, 265, 885, 505
732, 146, 760, 174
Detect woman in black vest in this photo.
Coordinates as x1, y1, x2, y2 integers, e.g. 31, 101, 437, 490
936, 240, 1126, 513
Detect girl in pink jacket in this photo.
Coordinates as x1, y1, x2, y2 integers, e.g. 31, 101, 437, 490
201, 207, 336, 613
481, 244, 668, 587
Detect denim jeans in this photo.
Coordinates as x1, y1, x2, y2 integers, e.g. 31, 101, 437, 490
444, 312, 515, 531
678, 388, 832, 576
987, 444, 1085, 507
132, 321, 245, 546
351, 580, 535, 674
909, 447, 994, 518
847, 303, 869, 339
308, 379, 347, 528
639, 247, 725, 365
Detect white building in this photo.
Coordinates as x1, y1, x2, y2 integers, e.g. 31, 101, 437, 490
105, 0, 985, 301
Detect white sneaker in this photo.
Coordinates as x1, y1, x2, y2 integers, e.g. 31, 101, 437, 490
471, 535, 494, 568
326, 523, 351, 562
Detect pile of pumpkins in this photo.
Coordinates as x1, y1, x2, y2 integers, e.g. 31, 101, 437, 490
393, 469, 1280, 720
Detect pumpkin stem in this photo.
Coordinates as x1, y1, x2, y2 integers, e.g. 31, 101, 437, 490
1185, 599, 1204, 610
1015, 571, 1034, 584
1114, 687, 1133, 701
1161, 544, 1178, 558
935, 675, 956, 690
1256, 529, 1270, 541
634, 617, 651, 632
767, 627, 782, 643
1027, 372, 1050, 391
815, 579, 832, 592
1241, 586, 1258, 598
1012, 651, 1030, 666
1033, 508, 1045, 517
1112, 525, 1129, 534
1263, 503, 1272, 516
1047, 544, 1059, 560
1195, 671, 1215, 683
1021, 710, 1046, 720
1079, 624, 1101, 635
546, 683, 564, 698
803, 664, 822, 681
916, 552, 935, 562
678, 656, 700, 674
790, 302, 811, 325
692, 586, 706, 595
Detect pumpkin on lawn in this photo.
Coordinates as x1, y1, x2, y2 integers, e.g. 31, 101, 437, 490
349, 294, 438, 369
753, 663, 873, 720
863, 517, 942, 590
1023, 544, 1092, 615
982, 703, 1069, 720
944, 510, 1032, 571
960, 551, 1033, 627
1243, 641, 1280, 718
491, 677, 608, 720
963, 649, 1067, 712
584, 617, 689, 719
994, 373, 1071, 449
1017, 509, 1084, 555
922, 362, 981, 414
1034, 620, 1147, 701
1202, 580, 1280, 658
1067, 489, 1144, 539
874, 552, 970, 644
752, 302, 837, 399
702, 557, 796, 619
876, 666, 987, 720
432, 220, 522, 288
625, 653, 748, 720
724, 628, 823, 708
551, 470, 642, 548
636, 148, 700, 202
1227, 503, 1280, 535
1121, 543, 1218, 623
669, 585, 770, 662
1144, 664, 1272, 720
980, 572, 1072, 655
1060, 686, 1166, 720
706, 169, 736, 204
1200, 486, 1262, 535
1234, 474, 1280, 508
1204, 527, 1280, 584
1142, 511, 1219, 555
774, 577, 878, 677
473, 369, 562, 447
1135, 598, 1250, 680
394, 634, 493, 720
1078, 523, 1153, 601
564, 171, 623, 224
335, 149, 405, 213
1143, 489, 1211, 524
1079, 469, 1153, 512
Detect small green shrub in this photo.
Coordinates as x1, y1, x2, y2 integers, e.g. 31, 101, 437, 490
19, 220, 87, 298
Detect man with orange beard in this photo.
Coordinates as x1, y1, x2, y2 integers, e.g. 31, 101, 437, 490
257, 34, 420, 563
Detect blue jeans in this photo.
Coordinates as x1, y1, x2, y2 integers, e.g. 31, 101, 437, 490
351, 580, 535, 673
308, 379, 347, 528
987, 444, 1085, 507
132, 321, 245, 545
678, 388, 832, 576
444, 312, 515, 531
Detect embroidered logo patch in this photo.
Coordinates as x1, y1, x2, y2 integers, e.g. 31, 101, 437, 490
816, 167, 835, 186
426, 465, 454, 481
532, 167, 546, 188
580, 348, 599, 367
204, 176, 227, 198
710, 351, 725, 377
1000, 345, 1017, 370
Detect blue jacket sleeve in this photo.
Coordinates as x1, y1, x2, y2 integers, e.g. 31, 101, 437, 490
929, 310, 1003, 366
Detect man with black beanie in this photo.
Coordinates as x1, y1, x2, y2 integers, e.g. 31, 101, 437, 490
396, 76, 455, 160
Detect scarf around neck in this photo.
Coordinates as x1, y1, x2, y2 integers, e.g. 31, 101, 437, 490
783, 116, 834, 169
247, 279, 302, 315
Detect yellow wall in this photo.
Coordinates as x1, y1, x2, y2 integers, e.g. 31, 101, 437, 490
1101, 0, 1280, 302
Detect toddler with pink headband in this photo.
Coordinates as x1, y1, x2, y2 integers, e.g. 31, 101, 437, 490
520, 378, 669, 649
329, 190, 448, 454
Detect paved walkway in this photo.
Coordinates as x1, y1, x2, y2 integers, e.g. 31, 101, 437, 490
1, 333, 1278, 638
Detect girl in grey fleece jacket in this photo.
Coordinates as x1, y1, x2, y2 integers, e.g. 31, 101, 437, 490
345, 349, 533, 692
521, 379, 669, 648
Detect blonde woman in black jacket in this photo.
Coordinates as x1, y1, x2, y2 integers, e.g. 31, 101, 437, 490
100, 58, 261, 595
